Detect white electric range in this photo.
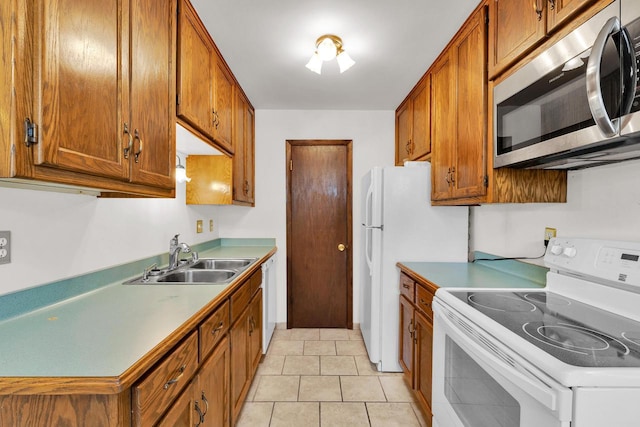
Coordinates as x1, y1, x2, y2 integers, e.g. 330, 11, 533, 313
433, 238, 640, 427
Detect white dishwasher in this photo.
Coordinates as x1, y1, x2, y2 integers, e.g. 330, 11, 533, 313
261, 255, 277, 354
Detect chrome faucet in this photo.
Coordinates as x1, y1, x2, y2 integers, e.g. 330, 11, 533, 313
168, 234, 192, 270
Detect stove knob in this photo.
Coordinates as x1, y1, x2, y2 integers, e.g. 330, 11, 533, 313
563, 247, 577, 258
550, 245, 563, 255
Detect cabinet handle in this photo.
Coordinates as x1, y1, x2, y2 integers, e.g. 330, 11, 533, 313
450, 167, 455, 184
123, 123, 133, 159
445, 168, 451, 184
163, 364, 186, 390
212, 110, 220, 129
194, 400, 204, 426
533, 0, 543, 21
548, 0, 555, 10
133, 129, 143, 163
201, 391, 209, 418
402, 283, 410, 289
419, 298, 431, 307
211, 321, 224, 335
408, 320, 414, 338
249, 315, 254, 335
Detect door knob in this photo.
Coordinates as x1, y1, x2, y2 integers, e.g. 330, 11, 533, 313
337, 243, 346, 252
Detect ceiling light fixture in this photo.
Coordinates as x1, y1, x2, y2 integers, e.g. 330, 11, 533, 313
305, 34, 355, 75
176, 155, 191, 183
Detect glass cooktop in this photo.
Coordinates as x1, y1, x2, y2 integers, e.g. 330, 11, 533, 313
450, 290, 640, 368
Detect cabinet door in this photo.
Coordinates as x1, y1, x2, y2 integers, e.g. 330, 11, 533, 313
177, 0, 214, 136
451, 7, 487, 200
233, 90, 247, 202
33, 0, 127, 180
128, 0, 175, 189
399, 296, 414, 388
414, 310, 434, 424
230, 306, 249, 423
212, 54, 234, 153
156, 382, 198, 427
488, 0, 546, 78
547, 0, 595, 31
430, 53, 455, 201
198, 336, 230, 427
410, 77, 431, 160
395, 100, 412, 165
244, 106, 255, 204
249, 289, 263, 376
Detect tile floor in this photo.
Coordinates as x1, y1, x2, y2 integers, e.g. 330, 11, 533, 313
236, 328, 427, 427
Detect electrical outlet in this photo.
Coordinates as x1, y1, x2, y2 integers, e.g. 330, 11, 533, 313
196, 220, 203, 234
209, 219, 214, 232
0, 231, 11, 265
544, 227, 557, 247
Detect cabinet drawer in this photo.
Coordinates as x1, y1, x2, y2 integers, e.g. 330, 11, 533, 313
231, 280, 251, 323
399, 273, 415, 302
416, 285, 434, 321
249, 269, 263, 297
200, 300, 230, 359
133, 332, 199, 427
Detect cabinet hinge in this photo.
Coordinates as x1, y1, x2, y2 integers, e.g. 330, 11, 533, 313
24, 118, 38, 147
176, 94, 181, 106
483, 175, 489, 187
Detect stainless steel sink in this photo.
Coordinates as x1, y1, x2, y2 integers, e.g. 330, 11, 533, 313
189, 258, 255, 270
156, 269, 237, 283
123, 257, 257, 285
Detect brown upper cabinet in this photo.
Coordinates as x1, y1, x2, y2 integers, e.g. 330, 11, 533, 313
0, 0, 176, 196
395, 76, 431, 165
177, 0, 234, 155
431, 6, 488, 203
488, 0, 598, 79
233, 88, 256, 206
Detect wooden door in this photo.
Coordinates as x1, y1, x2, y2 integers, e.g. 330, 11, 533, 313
128, 0, 175, 189
414, 309, 434, 423
248, 290, 263, 375
430, 53, 455, 201
177, 0, 214, 136
287, 140, 352, 328
212, 54, 234, 153
452, 7, 487, 200
395, 100, 412, 165
33, 0, 127, 180
230, 306, 249, 423
547, 0, 595, 31
399, 296, 414, 388
244, 106, 255, 204
156, 383, 197, 427
198, 336, 230, 427
410, 76, 431, 160
488, 0, 546, 78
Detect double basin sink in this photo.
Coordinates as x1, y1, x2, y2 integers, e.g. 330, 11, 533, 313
124, 258, 257, 285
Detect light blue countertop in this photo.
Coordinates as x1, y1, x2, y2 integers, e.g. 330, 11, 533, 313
399, 254, 547, 290
0, 239, 276, 383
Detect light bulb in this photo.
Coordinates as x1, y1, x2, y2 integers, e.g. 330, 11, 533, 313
317, 37, 337, 61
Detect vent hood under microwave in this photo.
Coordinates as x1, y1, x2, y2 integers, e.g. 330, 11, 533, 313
493, 0, 640, 170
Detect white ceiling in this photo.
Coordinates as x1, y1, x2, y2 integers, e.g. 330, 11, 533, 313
190, 0, 480, 111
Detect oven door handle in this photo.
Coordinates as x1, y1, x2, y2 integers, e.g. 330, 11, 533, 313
586, 16, 620, 138
436, 304, 570, 414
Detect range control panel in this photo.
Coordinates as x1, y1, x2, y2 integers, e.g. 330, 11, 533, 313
545, 237, 640, 286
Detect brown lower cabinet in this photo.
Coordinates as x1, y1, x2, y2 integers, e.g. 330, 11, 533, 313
0, 266, 267, 427
398, 271, 435, 427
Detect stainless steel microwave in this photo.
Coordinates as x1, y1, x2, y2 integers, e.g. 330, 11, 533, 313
493, 0, 640, 170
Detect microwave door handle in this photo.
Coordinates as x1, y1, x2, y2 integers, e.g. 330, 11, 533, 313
620, 28, 638, 120
586, 16, 620, 137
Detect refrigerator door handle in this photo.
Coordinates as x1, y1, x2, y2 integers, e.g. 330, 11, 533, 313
364, 183, 374, 227
365, 226, 373, 275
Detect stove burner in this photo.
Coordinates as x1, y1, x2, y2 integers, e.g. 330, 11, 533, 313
523, 322, 630, 356
468, 293, 536, 313
621, 331, 640, 346
524, 293, 571, 307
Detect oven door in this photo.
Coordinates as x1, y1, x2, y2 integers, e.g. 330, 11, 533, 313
432, 300, 572, 427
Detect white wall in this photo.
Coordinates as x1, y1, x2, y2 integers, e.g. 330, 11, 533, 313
0, 180, 220, 296
470, 159, 640, 264
217, 109, 395, 325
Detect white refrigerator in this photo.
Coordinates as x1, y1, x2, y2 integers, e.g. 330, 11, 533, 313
360, 162, 468, 372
